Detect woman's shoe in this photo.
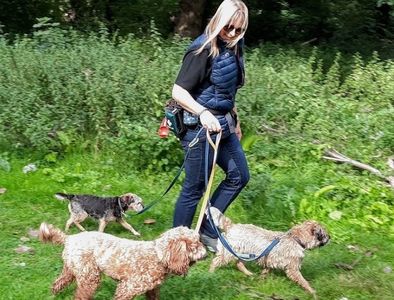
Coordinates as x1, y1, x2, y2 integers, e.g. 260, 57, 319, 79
200, 234, 218, 253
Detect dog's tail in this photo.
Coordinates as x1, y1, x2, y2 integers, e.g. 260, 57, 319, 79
54, 192, 73, 201
207, 207, 233, 232
39, 223, 66, 245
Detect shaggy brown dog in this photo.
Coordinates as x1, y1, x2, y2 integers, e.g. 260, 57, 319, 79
55, 192, 144, 236
40, 223, 207, 300
208, 207, 330, 296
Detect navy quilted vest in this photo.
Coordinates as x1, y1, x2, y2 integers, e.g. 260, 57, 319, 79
187, 34, 245, 113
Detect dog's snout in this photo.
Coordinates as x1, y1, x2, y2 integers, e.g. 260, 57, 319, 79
318, 232, 330, 246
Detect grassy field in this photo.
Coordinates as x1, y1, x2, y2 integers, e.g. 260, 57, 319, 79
1, 152, 393, 300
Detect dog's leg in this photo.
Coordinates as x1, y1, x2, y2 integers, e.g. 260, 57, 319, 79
260, 268, 271, 278
118, 218, 141, 236
98, 219, 108, 232
66, 205, 75, 232
52, 265, 75, 294
114, 280, 139, 300
236, 261, 254, 276
285, 267, 316, 295
209, 253, 234, 273
68, 211, 88, 232
74, 271, 101, 300
65, 217, 74, 232
65, 216, 86, 232
145, 288, 160, 300
74, 221, 86, 232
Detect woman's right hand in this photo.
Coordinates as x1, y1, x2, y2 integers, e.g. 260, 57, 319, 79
199, 110, 221, 132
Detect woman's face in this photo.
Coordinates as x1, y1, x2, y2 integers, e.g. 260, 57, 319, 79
219, 19, 244, 42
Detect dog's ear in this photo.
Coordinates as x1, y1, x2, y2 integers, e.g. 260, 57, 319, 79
208, 207, 232, 231
163, 238, 190, 275
121, 193, 135, 205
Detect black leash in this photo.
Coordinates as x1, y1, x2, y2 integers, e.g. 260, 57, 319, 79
125, 127, 205, 217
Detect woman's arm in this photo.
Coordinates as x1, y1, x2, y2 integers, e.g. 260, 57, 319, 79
172, 84, 221, 132
172, 84, 205, 115
232, 106, 242, 140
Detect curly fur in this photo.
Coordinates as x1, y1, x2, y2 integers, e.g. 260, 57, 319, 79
40, 223, 206, 300
208, 207, 330, 296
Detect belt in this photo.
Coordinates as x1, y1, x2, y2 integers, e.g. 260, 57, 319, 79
208, 109, 228, 115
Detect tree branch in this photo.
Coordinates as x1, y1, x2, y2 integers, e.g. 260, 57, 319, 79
323, 148, 394, 188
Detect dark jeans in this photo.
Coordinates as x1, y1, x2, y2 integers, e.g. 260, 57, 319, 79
173, 126, 250, 238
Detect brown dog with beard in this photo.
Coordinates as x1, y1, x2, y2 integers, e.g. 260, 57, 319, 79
40, 223, 207, 300
208, 207, 330, 297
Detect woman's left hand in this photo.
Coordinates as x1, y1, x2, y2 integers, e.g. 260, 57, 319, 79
235, 121, 242, 140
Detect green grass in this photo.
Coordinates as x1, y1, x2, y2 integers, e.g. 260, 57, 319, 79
0, 152, 393, 300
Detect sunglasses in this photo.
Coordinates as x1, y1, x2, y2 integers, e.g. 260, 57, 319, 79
223, 25, 243, 35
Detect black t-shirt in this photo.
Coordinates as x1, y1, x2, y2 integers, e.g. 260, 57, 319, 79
175, 49, 211, 94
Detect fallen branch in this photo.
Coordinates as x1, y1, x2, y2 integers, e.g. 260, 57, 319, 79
323, 148, 394, 188
260, 123, 285, 135
301, 37, 318, 46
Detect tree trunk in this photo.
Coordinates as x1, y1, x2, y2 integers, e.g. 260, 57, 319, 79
174, 0, 207, 38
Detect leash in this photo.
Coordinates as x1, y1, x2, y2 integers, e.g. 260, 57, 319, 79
206, 203, 280, 261
195, 130, 222, 233
195, 129, 280, 261
125, 127, 205, 217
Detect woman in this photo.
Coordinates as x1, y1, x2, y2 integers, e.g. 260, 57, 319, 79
172, 0, 250, 252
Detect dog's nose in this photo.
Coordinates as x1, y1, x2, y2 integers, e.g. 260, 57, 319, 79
320, 235, 330, 246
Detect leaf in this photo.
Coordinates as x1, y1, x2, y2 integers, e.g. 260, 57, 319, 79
44, 152, 58, 163
143, 219, 156, 225
335, 262, 354, 270
28, 229, 39, 238
388, 156, 394, 170
0, 158, 11, 172
241, 134, 260, 151
57, 131, 71, 146
15, 245, 35, 254
314, 185, 336, 198
329, 210, 342, 220
22, 163, 37, 174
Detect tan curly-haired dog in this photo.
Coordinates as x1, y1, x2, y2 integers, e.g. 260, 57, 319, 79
208, 207, 330, 296
40, 223, 206, 300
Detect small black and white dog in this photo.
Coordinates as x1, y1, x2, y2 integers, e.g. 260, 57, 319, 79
55, 192, 144, 236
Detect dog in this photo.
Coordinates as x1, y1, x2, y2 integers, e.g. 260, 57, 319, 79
208, 207, 330, 296
39, 223, 207, 300
55, 192, 144, 236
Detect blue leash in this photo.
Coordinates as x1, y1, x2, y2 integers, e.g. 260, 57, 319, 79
203, 133, 280, 261
206, 203, 280, 261
125, 127, 205, 217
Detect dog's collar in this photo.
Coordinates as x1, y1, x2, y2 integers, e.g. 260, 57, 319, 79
292, 236, 306, 249
117, 198, 126, 216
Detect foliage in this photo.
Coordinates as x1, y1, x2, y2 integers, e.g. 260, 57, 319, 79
0, 27, 393, 235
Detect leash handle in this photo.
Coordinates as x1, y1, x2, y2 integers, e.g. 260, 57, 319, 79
194, 130, 222, 233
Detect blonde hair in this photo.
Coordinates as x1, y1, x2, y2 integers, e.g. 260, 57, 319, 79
196, 0, 248, 57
